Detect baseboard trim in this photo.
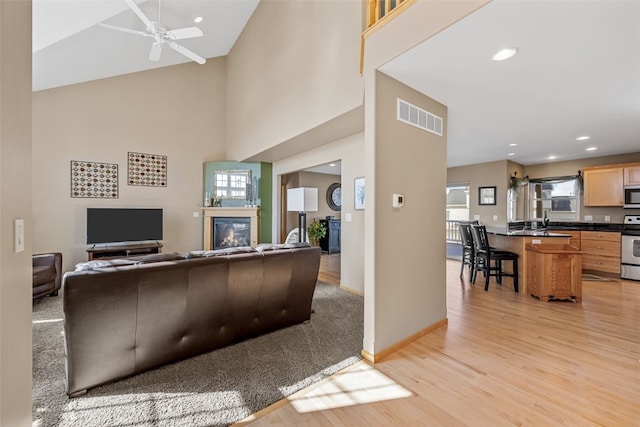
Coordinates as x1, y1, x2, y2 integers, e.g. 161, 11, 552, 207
339, 285, 364, 297
361, 317, 448, 363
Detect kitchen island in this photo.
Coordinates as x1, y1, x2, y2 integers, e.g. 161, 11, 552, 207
485, 228, 575, 295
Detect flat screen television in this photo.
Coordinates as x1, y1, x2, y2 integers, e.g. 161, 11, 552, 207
87, 208, 163, 244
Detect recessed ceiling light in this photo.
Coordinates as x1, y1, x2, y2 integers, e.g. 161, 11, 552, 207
329, 163, 336, 167
548, 155, 557, 160
585, 147, 598, 151
507, 152, 515, 156
509, 143, 517, 147
492, 47, 518, 61
576, 136, 590, 141
194, 16, 204, 23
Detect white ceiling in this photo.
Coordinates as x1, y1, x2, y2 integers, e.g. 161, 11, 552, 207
33, 1, 640, 168
304, 161, 342, 176
33, 0, 259, 91
380, 0, 640, 167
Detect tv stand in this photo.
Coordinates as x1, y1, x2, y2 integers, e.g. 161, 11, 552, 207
87, 242, 163, 261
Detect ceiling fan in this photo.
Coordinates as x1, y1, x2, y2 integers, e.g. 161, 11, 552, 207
100, 0, 206, 64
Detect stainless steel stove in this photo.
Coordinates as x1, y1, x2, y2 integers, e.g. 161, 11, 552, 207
621, 215, 640, 280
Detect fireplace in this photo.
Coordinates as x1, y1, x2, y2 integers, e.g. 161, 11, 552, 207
213, 217, 251, 249
201, 207, 259, 250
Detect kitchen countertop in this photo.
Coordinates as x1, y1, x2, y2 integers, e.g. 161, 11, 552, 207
486, 227, 572, 237
508, 221, 624, 232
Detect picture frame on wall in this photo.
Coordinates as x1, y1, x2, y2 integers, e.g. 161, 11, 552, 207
478, 186, 496, 205
354, 177, 365, 210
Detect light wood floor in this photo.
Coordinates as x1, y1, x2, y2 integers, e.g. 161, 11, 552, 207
318, 253, 340, 286
237, 259, 640, 426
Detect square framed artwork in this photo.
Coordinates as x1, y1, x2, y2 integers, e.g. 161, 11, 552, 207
478, 186, 496, 205
354, 177, 365, 210
70, 160, 118, 198
128, 152, 167, 187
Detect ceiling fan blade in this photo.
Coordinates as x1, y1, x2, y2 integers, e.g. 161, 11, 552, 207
169, 42, 206, 65
167, 26, 203, 40
124, 0, 153, 29
149, 42, 163, 61
99, 22, 148, 37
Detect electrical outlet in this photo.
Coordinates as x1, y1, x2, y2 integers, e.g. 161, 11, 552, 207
473, 215, 480, 220
584, 215, 593, 221
493, 215, 498, 221
604, 215, 611, 222
345, 213, 352, 222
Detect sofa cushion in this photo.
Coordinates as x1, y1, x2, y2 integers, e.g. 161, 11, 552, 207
126, 252, 184, 263
256, 242, 311, 252
184, 246, 257, 259
33, 265, 56, 285
74, 258, 141, 271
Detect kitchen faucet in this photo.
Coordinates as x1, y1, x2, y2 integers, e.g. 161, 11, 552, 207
543, 210, 550, 228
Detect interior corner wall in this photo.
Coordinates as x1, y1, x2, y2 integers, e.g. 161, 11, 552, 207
0, 1, 33, 425
225, 0, 364, 161
447, 160, 510, 226
272, 133, 365, 294
32, 59, 227, 272
370, 72, 448, 353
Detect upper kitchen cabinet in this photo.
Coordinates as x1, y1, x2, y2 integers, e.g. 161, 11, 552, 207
583, 166, 624, 206
624, 165, 640, 185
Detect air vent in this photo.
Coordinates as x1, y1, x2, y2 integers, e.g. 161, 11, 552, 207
397, 98, 443, 136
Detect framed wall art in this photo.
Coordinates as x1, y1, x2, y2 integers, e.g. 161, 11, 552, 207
354, 177, 365, 210
128, 152, 167, 187
478, 186, 496, 205
70, 160, 118, 199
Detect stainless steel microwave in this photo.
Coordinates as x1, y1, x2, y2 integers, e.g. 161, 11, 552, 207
624, 185, 640, 208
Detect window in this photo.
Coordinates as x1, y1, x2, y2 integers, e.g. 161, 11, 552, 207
446, 184, 470, 221
528, 176, 581, 221
213, 170, 251, 200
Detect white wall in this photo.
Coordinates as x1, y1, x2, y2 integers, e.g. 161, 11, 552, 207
32, 60, 227, 271
0, 1, 33, 425
272, 133, 365, 295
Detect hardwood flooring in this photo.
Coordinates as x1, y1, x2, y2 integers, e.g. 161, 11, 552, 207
236, 259, 640, 426
318, 253, 340, 286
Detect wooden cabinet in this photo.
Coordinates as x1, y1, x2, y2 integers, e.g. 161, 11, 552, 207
624, 166, 640, 185
320, 219, 340, 254
580, 231, 620, 275
526, 244, 582, 302
583, 167, 624, 206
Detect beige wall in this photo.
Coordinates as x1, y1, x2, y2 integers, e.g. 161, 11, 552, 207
32, 59, 227, 271
298, 171, 341, 224
447, 160, 510, 226
0, 1, 33, 425
273, 133, 364, 295
226, 0, 364, 161
370, 72, 448, 352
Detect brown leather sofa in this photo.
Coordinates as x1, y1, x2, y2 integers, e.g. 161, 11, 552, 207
62, 245, 321, 396
33, 252, 62, 299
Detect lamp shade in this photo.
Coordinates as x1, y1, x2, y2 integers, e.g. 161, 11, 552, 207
287, 187, 318, 212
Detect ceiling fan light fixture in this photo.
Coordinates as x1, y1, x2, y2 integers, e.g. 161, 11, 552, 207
492, 47, 518, 61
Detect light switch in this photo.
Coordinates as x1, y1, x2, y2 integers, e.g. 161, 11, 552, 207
604, 216, 611, 222
14, 219, 24, 253
493, 215, 498, 221
584, 215, 593, 221
473, 215, 480, 220
193, 211, 200, 218
345, 213, 352, 222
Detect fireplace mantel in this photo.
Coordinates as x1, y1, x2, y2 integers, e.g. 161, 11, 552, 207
202, 207, 259, 250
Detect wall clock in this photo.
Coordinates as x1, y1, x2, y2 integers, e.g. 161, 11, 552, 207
327, 182, 341, 211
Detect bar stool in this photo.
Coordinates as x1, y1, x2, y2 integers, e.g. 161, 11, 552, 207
470, 225, 519, 292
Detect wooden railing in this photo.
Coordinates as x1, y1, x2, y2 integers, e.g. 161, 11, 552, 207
361, 0, 416, 73
446, 220, 462, 243
366, 0, 411, 29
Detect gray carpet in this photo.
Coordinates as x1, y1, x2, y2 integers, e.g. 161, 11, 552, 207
32, 282, 363, 427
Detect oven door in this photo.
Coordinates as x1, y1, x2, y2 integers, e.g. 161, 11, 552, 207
621, 234, 640, 280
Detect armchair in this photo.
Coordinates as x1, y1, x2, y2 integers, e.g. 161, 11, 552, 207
33, 253, 62, 299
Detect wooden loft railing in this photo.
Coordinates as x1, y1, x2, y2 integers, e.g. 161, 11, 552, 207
361, 0, 416, 73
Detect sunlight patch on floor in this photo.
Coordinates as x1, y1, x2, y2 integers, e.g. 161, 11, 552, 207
287, 362, 413, 413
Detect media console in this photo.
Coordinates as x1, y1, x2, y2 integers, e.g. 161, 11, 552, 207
86, 242, 163, 261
